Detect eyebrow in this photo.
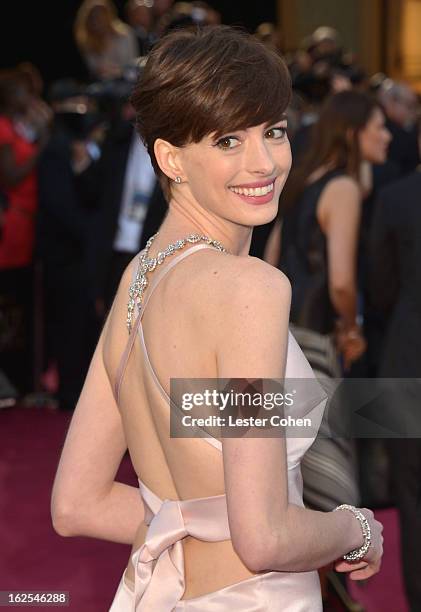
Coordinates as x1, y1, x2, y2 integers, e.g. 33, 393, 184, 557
209, 115, 289, 139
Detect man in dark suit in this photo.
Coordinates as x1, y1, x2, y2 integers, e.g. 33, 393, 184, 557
91, 107, 167, 312
378, 80, 419, 177
37, 98, 102, 410
370, 123, 421, 611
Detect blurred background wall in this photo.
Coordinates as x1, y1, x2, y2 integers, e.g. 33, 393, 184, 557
3, 0, 421, 89
278, 0, 421, 89
2, 0, 277, 85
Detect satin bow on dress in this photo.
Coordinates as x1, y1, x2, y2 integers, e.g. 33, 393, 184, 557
131, 479, 230, 611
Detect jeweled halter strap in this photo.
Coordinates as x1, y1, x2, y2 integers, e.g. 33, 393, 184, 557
127, 232, 228, 333
114, 233, 228, 402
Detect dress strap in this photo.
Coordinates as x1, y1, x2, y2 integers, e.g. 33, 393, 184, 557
114, 243, 219, 403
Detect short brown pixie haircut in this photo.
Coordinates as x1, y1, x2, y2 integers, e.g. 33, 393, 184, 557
130, 25, 291, 200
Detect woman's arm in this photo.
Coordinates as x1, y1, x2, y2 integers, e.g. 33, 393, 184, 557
317, 176, 361, 330
51, 317, 144, 544
318, 176, 366, 367
215, 257, 382, 575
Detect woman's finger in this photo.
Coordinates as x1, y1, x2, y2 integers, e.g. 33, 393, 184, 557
334, 559, 368, 572
349, 560, 381, 580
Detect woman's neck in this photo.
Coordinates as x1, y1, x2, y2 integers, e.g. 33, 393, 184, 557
359, 160, 373, 198
151, 198, 253, 257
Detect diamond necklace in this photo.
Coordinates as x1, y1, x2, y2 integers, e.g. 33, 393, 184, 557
126, 232, 228, 332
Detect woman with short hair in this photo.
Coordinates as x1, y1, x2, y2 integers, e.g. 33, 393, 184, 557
52, 27, 383, 611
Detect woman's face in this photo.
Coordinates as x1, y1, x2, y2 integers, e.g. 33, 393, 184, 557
87, 6, 110, 35
177, 120, 292, 227
358, 108, 391, 164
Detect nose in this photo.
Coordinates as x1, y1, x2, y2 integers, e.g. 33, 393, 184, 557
244, 135, 277, 176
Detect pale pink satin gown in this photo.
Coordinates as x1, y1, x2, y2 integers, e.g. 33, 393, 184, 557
109, 244, 326, 611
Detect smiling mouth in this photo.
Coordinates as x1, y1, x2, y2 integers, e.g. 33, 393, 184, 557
228, 181, 275, 197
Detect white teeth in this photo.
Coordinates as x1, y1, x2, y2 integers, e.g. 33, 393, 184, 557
229, 182, 274, 197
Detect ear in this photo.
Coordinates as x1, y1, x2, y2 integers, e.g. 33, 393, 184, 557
154, 138, 185, 182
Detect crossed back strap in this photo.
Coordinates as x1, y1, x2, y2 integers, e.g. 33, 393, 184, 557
114, 243, 219, 402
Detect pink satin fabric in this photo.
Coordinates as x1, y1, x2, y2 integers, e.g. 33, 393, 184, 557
109, 470, 322, 611
111, 563, 321, 611
109, 245, 325, 610
132, 479, 230, 610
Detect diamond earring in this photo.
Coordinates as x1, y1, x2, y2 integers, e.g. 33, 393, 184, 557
174, 176, 182, 184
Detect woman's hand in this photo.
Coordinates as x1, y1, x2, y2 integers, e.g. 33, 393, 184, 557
335, 321, 366, 369
334, 508, 384, 580
71, 140, 93, 174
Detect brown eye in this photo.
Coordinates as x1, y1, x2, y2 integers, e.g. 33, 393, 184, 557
215, 136, 240, 150
266, 127, 287, 140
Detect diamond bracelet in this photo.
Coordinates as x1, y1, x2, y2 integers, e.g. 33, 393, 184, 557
333, 504, 372, 562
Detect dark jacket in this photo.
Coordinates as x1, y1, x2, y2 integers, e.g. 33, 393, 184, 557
370, 170, 421, 377
37, 126, 99, 269
385, 118, 420, 177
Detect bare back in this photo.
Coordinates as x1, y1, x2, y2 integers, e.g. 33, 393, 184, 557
103, 243, 255, 598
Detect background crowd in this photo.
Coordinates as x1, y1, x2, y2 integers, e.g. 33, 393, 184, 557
1, 1, 420, 610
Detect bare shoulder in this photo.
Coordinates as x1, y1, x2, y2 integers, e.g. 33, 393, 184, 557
318, 175, 361, 227
197, 249, 289, 291
195, 253, 291, 378
327, 174, 360, 192
191, 250, 291, 320
102, 254, 139, 357
227, 253, 291, 297
322, 175, 361, 201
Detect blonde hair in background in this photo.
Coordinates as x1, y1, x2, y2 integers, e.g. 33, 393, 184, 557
74, 0, 129, 54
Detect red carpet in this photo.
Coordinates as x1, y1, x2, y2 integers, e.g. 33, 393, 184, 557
0, 406, 410, 611
0, 406, 135, 611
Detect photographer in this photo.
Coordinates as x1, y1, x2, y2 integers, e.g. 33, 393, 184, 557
37, 80, 105, 411
0, 69, 51, 396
